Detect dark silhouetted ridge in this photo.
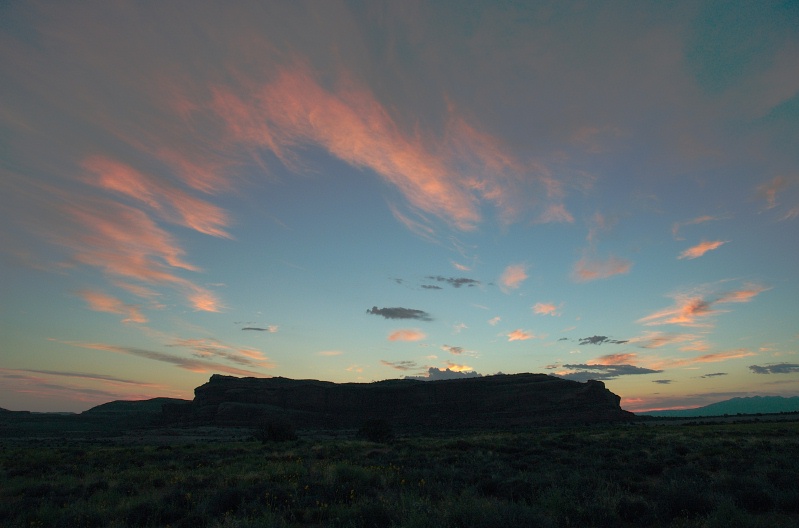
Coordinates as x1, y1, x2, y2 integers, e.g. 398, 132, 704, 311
163, 373, 634, 429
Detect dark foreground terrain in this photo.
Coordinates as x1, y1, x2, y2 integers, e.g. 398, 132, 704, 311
1, 421, 798, 527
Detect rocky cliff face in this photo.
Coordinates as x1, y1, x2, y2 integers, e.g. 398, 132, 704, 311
164, 373, 633, 430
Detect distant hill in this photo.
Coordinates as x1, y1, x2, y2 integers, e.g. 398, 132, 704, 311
83, 397, 190, 415
641, 396, 799, 417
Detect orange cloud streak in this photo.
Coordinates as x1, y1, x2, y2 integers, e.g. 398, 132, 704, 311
593, 353, 639, 365
388, 329, 426, 342
678, 240, 728, 259
49, 195, 222, 312
654, 349, 757, 369
76, 289, 147, 323
638, 284, 767, 327
82, 156, 231, 238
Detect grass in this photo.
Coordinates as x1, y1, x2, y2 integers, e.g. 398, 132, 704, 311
1, 421, 797, 527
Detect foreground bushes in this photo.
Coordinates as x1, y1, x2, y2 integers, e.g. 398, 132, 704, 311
1, 421, 797, 527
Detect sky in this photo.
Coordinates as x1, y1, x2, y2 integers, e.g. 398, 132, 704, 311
1, 1, 798, 413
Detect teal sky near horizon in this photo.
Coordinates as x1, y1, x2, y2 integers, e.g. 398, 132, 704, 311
1, 1, 798, 413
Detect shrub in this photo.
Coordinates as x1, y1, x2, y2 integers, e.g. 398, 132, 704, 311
357, 419, 394, 443
254, 419, 297, 443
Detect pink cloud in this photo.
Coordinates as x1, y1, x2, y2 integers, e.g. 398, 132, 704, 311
388, 329, 426, 342
572, 254, 632, 282
507, 329, 534, 341
75, 289, 147, 324
653, 348, 757, 369
445, 361, 475, 372
48, 194, 222, 312
533, 302, 560, 316
678, 240, 728, 259
628, 331, 702, 349
499, 264, 528, 291
638, 284, 768, 327
82, 156, 231, 238
593, 353, 639, 365
206, 62, 564, 232
637, 295, 717, 327
536, 203, 574, 224
757, 175, 789, 209
716, 283, 770, 303
211, 67, 485, 230
671, 215, 721, 239
65, 341, 269, 376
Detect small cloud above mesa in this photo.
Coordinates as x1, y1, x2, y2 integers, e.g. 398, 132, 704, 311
242, 326, 278, 332
556, 363, 663, 382
579, 335, 628, 346
406, 367, 482, 381
367, 306, 432, 321
749, 363, 799, 374
381, 360, 418, 371
387, 329, 426, 342
499, 264, 528, 292
425, 276, 480, 288
507, 329, 535, 341
700, 372, 727, 379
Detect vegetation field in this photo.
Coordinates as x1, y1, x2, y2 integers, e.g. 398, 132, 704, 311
1, 421, 798, 527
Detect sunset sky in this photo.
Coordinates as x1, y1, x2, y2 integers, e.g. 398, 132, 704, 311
2, 1, 798, 413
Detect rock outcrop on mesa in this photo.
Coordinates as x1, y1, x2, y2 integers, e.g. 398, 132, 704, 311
163, 373, 634, 429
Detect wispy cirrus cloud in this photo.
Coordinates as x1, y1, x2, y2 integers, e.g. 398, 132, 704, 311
556, 363, 663, 382
757, 175, 790, 210
62, 341, 270, 377
628, 331, 703, 349
2, 368, 164, 389
652, 349, 757, 369
82, 156, 231, 238
671, 215, 723, 240
678, 240, 728, 259
210, 62, 546, 232
572, 254, 632, 282
638, 283, 769, 327
499, 264, 528, 292
591, 353, 639, 365
75, 289, 147, 324
572, 213, 632, 282
380, 360, 419, 371
15, 182, 223, 313
167, 338, 273, 368
387, 329, 427, 342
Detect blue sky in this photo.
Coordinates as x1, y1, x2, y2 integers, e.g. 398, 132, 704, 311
2, 1, 798, 412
